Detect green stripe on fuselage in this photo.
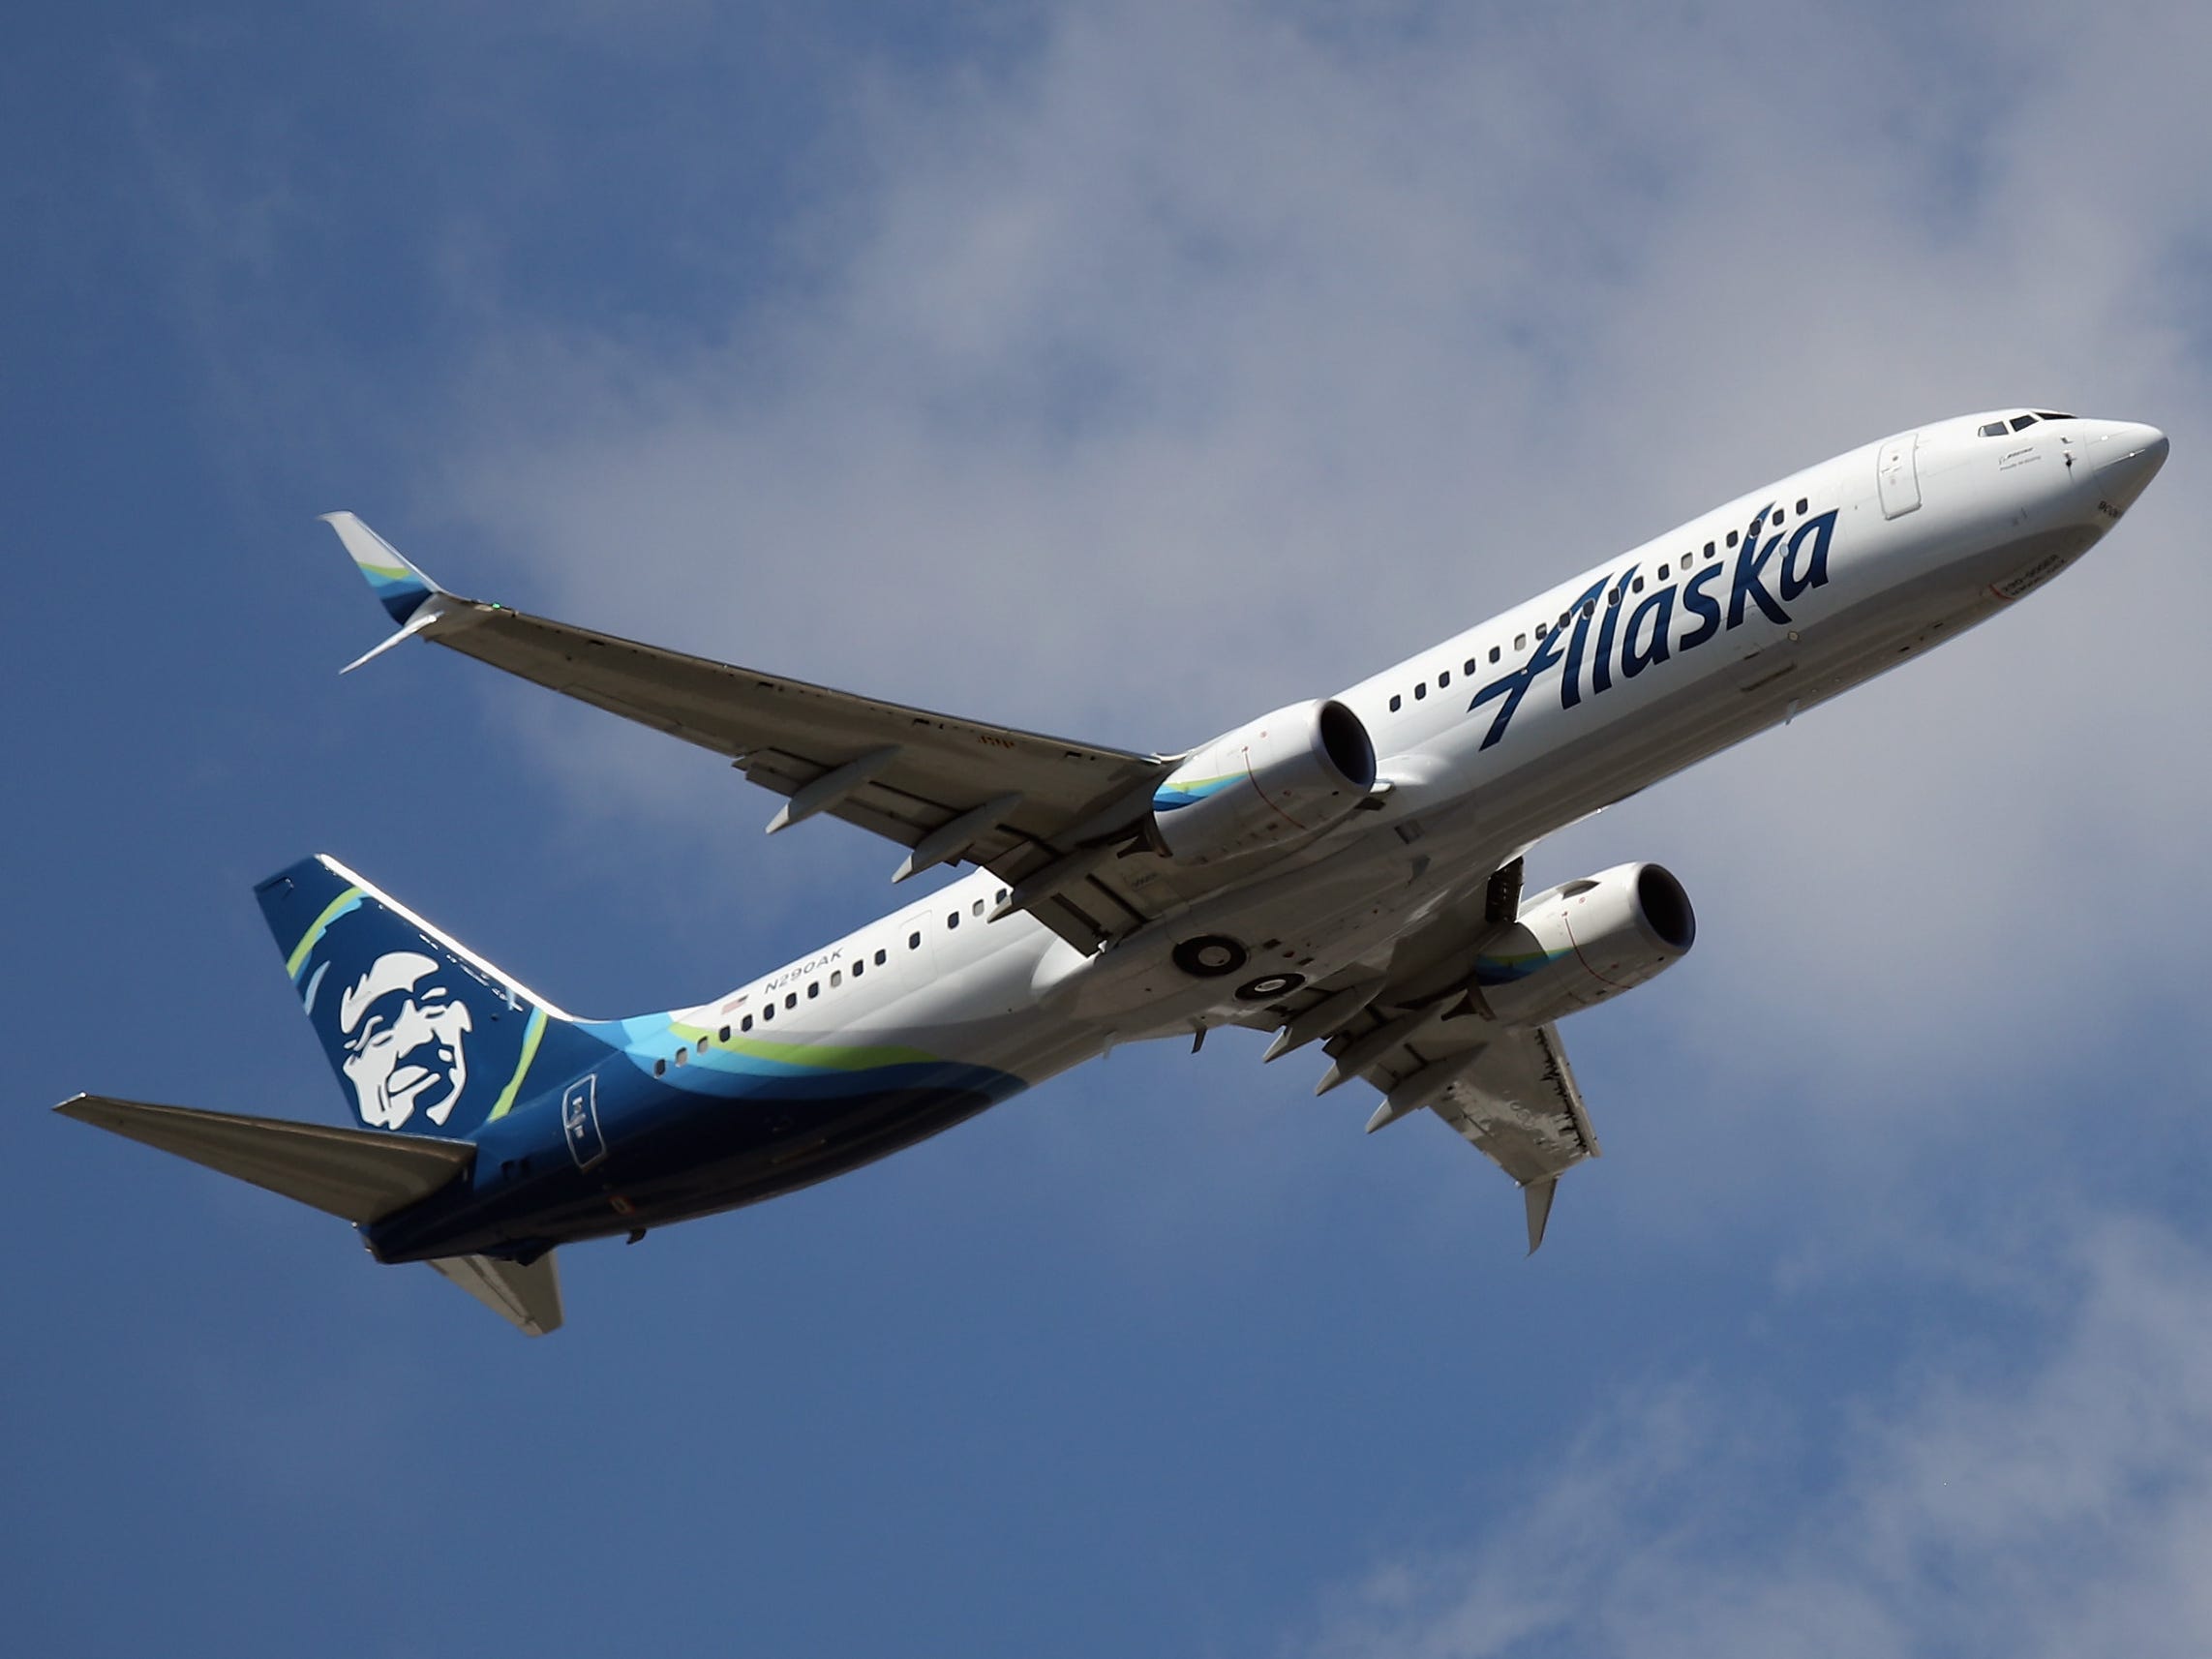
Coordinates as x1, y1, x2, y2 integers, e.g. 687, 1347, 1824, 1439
666, 1020, 936, 1071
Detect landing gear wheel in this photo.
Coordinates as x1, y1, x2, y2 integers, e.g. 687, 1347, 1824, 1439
1171, 935, 1249, 979
1235, 972, 1306, 1003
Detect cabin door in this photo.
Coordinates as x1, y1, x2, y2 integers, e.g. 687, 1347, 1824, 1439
1876, 432, 1922, 519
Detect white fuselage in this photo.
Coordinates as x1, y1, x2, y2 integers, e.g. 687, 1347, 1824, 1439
675, 411, 2160, 1101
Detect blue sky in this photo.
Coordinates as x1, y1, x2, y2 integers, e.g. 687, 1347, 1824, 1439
11, 3, 2212, 1654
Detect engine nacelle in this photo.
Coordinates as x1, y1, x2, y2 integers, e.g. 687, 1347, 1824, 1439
1152, 699, 1378, 865
1474, 862, 1696, 1027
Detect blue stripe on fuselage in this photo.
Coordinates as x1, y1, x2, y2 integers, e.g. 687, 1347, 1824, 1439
363, 1055, 1026, 1261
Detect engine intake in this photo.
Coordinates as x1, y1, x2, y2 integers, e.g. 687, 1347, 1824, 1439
1474, 862, 1696, 1027
1152, 700, 1377, 865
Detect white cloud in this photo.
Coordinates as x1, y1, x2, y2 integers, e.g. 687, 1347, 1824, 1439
1297, 1216, 2212, 1659
414, 0, 2212, 1162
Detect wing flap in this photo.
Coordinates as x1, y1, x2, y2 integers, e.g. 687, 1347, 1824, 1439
1325, 1013, 1599, 1251
54, 1094, 473, 1224
1419, 1023, 1599, 1184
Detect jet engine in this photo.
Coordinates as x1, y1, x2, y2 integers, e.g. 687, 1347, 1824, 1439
1151, 699, 1378, 865
1474, 862, 1696, 1027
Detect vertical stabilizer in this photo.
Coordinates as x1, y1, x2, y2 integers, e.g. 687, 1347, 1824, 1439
256, 855, 609, 1139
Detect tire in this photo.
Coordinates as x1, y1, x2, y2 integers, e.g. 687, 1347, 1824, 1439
1235, 972, 1306, 1003
1170, 935, 1248, 979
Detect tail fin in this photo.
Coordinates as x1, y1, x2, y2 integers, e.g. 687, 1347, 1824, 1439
256, 855, 604, 1139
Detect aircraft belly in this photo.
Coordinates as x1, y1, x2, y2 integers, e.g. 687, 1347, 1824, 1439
368, 1009, 1108, 1260
369, 1076, 1025, 1260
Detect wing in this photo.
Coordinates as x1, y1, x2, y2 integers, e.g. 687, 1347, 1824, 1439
323, 514, 1178, 951
1343, 1015, 1597, 1253
1256, 858, 1601, 1252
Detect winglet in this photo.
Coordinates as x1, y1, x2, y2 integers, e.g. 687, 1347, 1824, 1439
1523, 1177, 1557, 1254
321, 512, 446, 625
321, 514, 486, 673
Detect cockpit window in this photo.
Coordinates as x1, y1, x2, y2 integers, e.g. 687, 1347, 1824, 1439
2009, 413, 2039, 432
1978, 422, 2009, 437
2033, 411, 2076, 421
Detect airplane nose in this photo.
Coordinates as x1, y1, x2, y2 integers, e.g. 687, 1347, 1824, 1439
2088, 421, 2169, 515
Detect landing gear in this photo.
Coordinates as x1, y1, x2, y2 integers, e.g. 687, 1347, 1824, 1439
1170, 934, 1249, 978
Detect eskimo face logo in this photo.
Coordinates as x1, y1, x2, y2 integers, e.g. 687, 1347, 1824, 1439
338, 950, 474, 1130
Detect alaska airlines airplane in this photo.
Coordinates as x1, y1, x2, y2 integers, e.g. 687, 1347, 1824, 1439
58, 410, 2168, 1335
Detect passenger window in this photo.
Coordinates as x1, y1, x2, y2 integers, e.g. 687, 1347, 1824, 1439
947, 911, 959, 930
1464, 658, 1477, 676
995, 889, 1009, 903
1489, 645, 1501, 663
972, 898, 985, 917
875, 949, 889, 965
851, 960, 864, 980
1414, 682, 1427, 701
1632, 576, 1645, 592
762, 1004, 773, 1021
1438, 670, 1449, 688
718, 1025, 730, 1041
1727, 529, 1739, 548
806, 982, 819, 999
675, 1047, 688, 1067
1658, 563, 1670, 580
1796, 497, 1809, 514
1582, 601, 1595, 619
653, 1058, 667, 1076
831, 970, 842, 987
1389, 694, 1402, 711
908, 932, 921, 950
784, 992, 797, 1010
1607, 588, 1621, 607
1515, 633, 1527, 650
1704, 541, 1715, 558
742, 1014, 753, 1032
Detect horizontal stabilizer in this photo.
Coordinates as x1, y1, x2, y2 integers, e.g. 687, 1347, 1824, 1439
54, 1094, 473, 1224
428, 1252, 563, 1338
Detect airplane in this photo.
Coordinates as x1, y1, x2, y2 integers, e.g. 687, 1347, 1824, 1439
57, 409, 2169, 1336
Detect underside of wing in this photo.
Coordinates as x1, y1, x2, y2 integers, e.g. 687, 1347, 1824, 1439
1356, 1019, 1599, 1252
438, 606, 1173, 948
319, 515, 1186, 951
1249, 857, 1601, 1252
